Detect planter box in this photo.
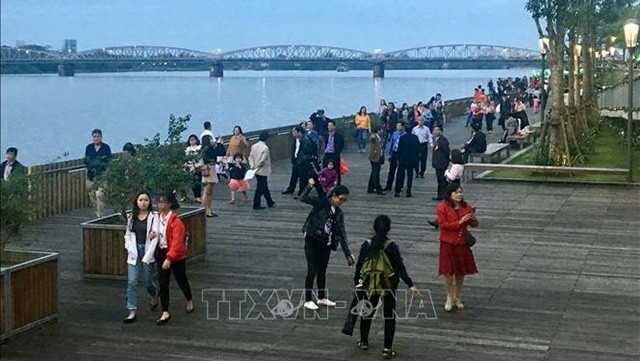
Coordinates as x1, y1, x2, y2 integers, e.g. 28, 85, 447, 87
1, 250, 59, 342
81, 206, 207, 279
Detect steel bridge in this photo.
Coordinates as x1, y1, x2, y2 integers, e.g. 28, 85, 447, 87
1, 44, 541, 77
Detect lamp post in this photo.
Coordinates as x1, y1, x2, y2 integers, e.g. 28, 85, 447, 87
539, 36, 549, 124
574, 43, 582, 103
624, 19, 638, 182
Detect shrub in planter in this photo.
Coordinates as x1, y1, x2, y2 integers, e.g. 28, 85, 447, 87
1, 166, 59, 341
96, 114, 198, 219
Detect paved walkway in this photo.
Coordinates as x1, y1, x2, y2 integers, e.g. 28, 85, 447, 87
2, 112, 639, 361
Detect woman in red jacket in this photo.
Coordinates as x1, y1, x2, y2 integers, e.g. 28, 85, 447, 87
436, 184, 478, 312
154, 191, 194, 325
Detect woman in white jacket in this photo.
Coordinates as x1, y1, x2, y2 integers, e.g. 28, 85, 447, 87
123, 191, 160, 323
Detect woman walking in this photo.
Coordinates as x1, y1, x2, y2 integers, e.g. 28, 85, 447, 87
155, 191, 194, 325
300, 178, 355, 310
226, 125, 249, 161
348, 215, 420, 359
436, 184, 478, 312
123, 191, 159, 324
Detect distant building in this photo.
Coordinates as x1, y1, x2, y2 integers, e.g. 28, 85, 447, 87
64, 39, 77, 53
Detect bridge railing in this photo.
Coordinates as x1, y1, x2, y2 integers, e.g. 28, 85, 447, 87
24, 97, 472, 218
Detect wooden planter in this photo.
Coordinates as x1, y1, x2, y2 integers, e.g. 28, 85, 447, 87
81, 207, 206, 279
1, 250, 59, 342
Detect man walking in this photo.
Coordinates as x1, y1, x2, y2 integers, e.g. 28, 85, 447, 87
383, 122, 405, 192
431, 126, 450, 201
283, 125, 315, 196
248, 131, 275, 210
323, 120, 344, 185
395, 123, 420, 197
411, 116, 433, 178
84, 129, 112, 217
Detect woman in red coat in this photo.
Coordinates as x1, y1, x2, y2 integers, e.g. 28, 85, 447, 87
154, 191, 194, 325
436, 184, 478, 312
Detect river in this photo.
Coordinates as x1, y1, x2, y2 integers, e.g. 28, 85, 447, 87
0, 68, 533, 165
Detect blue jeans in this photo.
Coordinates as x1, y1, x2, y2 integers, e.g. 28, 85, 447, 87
126, 243, 158, 310
357, 129, 369, 151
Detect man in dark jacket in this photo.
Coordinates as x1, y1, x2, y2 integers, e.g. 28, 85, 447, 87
462, 123, 487, 163
309, 109, 330, 139
283, 125, 316, 196
323, 120, 345, 185
85, 129, 112, 217
300, 178, 355, 310
1, 147, 24, 180
394, 124, 420, 197
431, 126, 450, 200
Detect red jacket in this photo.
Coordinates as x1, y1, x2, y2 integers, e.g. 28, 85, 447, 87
165, 212, 187, 262
436, 202, 479, 246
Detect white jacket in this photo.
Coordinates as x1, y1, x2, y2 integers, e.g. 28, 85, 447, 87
124, 212, 159, 266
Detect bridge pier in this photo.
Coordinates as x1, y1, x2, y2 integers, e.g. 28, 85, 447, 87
58, 63, 75, 77
373, 63, 385, 78
209, 63, 223, 78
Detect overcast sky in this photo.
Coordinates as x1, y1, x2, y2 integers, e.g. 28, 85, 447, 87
1, 0, 540, 53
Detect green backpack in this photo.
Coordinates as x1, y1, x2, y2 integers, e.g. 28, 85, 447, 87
359, 239, 395, 295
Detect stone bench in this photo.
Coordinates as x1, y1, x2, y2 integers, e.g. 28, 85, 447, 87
468, 143, 511, 163
463, 163, 628, 181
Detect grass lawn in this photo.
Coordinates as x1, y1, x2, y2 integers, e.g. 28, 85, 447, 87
486, 129, 640, 183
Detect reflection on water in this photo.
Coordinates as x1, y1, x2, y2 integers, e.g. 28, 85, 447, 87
0, 69, 533, 164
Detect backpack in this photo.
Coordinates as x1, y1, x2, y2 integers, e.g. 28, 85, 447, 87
359, 239, 395, 295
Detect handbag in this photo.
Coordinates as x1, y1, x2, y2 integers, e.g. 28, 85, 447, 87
201, 164, 211, 177
465, 229, 477, 248
306, 228, 330, 246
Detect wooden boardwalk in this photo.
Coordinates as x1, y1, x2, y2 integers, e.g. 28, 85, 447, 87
2, 114, 640, 361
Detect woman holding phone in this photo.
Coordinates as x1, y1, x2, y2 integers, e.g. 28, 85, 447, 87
436, 183, 478, 312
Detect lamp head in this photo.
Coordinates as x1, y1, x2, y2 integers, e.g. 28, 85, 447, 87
539, 36, 550, 55
624, 19, 639, 48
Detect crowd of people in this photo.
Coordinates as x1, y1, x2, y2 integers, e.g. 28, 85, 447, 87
2, 79, 545, 358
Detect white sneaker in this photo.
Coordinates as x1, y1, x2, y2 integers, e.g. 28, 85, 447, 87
444, 298, 453, 312
303, 301, 319, 310
317, 298, 337, 307
454, 299, 464, 310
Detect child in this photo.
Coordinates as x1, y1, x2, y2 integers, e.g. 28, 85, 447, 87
228, 153, 250, 204
317, 160, 339, 194
532, 95, 540, 113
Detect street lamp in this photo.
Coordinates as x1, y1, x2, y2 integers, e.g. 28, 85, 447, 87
624, 18, 638, 182
539, 35, 549, 124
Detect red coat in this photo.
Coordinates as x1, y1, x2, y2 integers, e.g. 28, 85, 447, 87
436, 202, 479, 246
165, 212, 187, 262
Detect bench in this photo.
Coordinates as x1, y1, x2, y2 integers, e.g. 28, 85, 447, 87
468, 143, 511, 163
463, 163, 628, 181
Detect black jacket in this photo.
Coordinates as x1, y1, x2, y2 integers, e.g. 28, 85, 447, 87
354, 239, 414, 290
290, 136, 316, 165
396, 133, 420, 166
324, 131, 344, 156
299, 184, 351, 258
466, 131, 487, 153
1, 160, 25, 179
431, 135, 450, 169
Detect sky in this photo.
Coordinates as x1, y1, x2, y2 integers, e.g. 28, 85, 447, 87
1, 0, 541, 54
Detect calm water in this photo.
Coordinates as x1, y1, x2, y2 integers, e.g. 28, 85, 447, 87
0, 69, 533, 165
